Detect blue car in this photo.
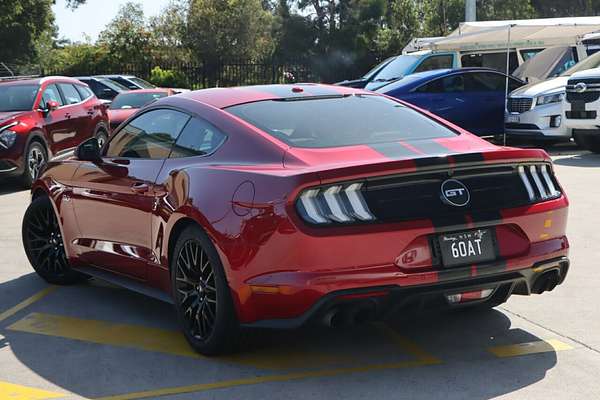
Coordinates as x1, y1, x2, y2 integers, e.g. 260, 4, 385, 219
375, 68, 524, 136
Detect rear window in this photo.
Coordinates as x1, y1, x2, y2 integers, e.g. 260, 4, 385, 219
227, 95, 457, 148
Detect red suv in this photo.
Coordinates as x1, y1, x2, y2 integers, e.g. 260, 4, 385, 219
0, 76, 109, 186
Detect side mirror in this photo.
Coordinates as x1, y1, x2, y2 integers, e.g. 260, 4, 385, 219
46, 100, 59, 112
75, 137, 102, 163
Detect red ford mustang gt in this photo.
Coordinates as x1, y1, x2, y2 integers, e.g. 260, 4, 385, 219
22, 84, 569, 355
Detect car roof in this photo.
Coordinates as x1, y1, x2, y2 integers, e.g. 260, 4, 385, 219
0, 76, 82, 86
172, 83, 371, 109
96, 74, 135, 79
115, 88, 169, 95
375, 67, 510, 93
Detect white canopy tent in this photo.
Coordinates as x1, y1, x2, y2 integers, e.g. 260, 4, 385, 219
405, 17, 600, 53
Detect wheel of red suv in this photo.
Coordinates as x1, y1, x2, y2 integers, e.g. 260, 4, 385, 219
171, 225, 239, 355
22, 141, 47, 188
95, 129, 108, 149
22, 196, 84, 285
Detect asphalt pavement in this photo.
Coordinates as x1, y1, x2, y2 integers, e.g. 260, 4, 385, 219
0, 144, 599, 400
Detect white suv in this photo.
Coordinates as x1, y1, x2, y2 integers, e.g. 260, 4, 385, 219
506, 51, 600, 142
564, 67, 600, 153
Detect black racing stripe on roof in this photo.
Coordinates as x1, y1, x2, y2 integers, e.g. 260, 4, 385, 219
414, 157, 451, 169
369, 142, 418, 159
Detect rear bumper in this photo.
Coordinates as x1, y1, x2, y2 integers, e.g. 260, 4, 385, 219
242, 256, 569, 329
234, 194, 569, 325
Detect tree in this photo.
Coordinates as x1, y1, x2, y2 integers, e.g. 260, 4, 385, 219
97, 2, 153, 65
0, 0, 55, 65
148, 0, 190, 62
185, 0, 275, 64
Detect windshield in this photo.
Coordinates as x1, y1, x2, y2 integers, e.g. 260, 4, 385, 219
227, 95, 456, 149
129, 77, 156, 89
98, 78, 129, 92
0, 84, 39, 112
562, 52, 600, 76
371, 55, 420, 82
362, 57, 395, 80
110, 92, 168, 109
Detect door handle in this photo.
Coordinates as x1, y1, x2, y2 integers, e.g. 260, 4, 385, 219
65, 113, 71, 119
131, 182, 150, 193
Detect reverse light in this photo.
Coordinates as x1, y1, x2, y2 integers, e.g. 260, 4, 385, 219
296, 182, 375, 225
446, 288, 495, 304
0, 129, 17, 149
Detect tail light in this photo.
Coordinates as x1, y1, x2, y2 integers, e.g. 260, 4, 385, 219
517, 164, 561, 203
296, 182, 375, 225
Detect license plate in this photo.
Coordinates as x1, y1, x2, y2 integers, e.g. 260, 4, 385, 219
437, 229, 496, 268
506, 114, 520, 123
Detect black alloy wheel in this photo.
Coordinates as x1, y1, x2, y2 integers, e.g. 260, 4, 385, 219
22, 141, 47, 188
175, 239, 218, 340
171, 225, 239, 355
22, 196, 83, 284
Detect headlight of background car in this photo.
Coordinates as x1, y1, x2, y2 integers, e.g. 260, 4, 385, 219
0, 129, 17, 149
536, 92, 565, 106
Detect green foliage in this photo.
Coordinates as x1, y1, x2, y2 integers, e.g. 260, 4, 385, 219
0, 0, 55, 64
97, 2, 153, 65
185, 0, 276, 64
149, 66, 188, 87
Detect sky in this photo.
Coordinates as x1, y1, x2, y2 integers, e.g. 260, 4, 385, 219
52, 0, 170, 42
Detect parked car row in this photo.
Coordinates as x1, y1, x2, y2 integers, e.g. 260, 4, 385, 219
0, 74, 174, 186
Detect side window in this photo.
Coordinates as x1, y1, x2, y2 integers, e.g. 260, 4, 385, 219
440, 74, 465, 92
415, 79, 443, 93
40, 84, 64, 107
465, 72, 504, 92
58, 83, 82, 105
413, 55, 454, 73
75, 85, 94, 100
105, 109, 190, 159
169, 118, 227, 158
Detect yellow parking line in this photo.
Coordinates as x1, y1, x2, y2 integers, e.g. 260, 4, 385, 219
0, 381, 64, 400
0, 286, 57, 324
7, 312, 198, 358
374, 322, 442, 364
488, 339, 573, 358
95, 358, 436, 400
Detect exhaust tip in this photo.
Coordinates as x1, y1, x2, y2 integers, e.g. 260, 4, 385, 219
532, 269, 561, 294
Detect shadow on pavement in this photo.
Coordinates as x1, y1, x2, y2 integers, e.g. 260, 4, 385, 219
0, 177, 26, 196
553, 152, 600, 168
0, 273, 558, 400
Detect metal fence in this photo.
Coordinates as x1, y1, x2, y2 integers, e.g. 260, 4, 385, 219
42, 60, 321, 89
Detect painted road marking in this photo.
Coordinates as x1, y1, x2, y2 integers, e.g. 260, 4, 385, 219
0, 381, 64, 400
0, 286, 57, 324
7, 313, 435, 370
374, 322, 441, 364
488, 339, 573, 358
94, 358, 439, 400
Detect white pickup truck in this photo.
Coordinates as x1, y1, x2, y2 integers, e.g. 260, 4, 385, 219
564, 67, 600, 153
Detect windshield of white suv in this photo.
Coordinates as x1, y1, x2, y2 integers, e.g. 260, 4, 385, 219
370, 55, 420, 82
0, 84, 39, 112
562, 52, 600, 76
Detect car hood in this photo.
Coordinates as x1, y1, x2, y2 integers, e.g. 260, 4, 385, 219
571, 67, 600, 79
0, 111, 25, 125
108, 108, 137, 124
510, 77, 569, 97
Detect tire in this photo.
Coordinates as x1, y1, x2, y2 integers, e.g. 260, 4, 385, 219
21, 140, 47, 188
95, 129, 108, 149
171, 225, 240, 355
22, 196, 84, 285
573, 131, 586, 149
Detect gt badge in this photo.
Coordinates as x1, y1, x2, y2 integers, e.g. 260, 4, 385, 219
441, 179, 470, 207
